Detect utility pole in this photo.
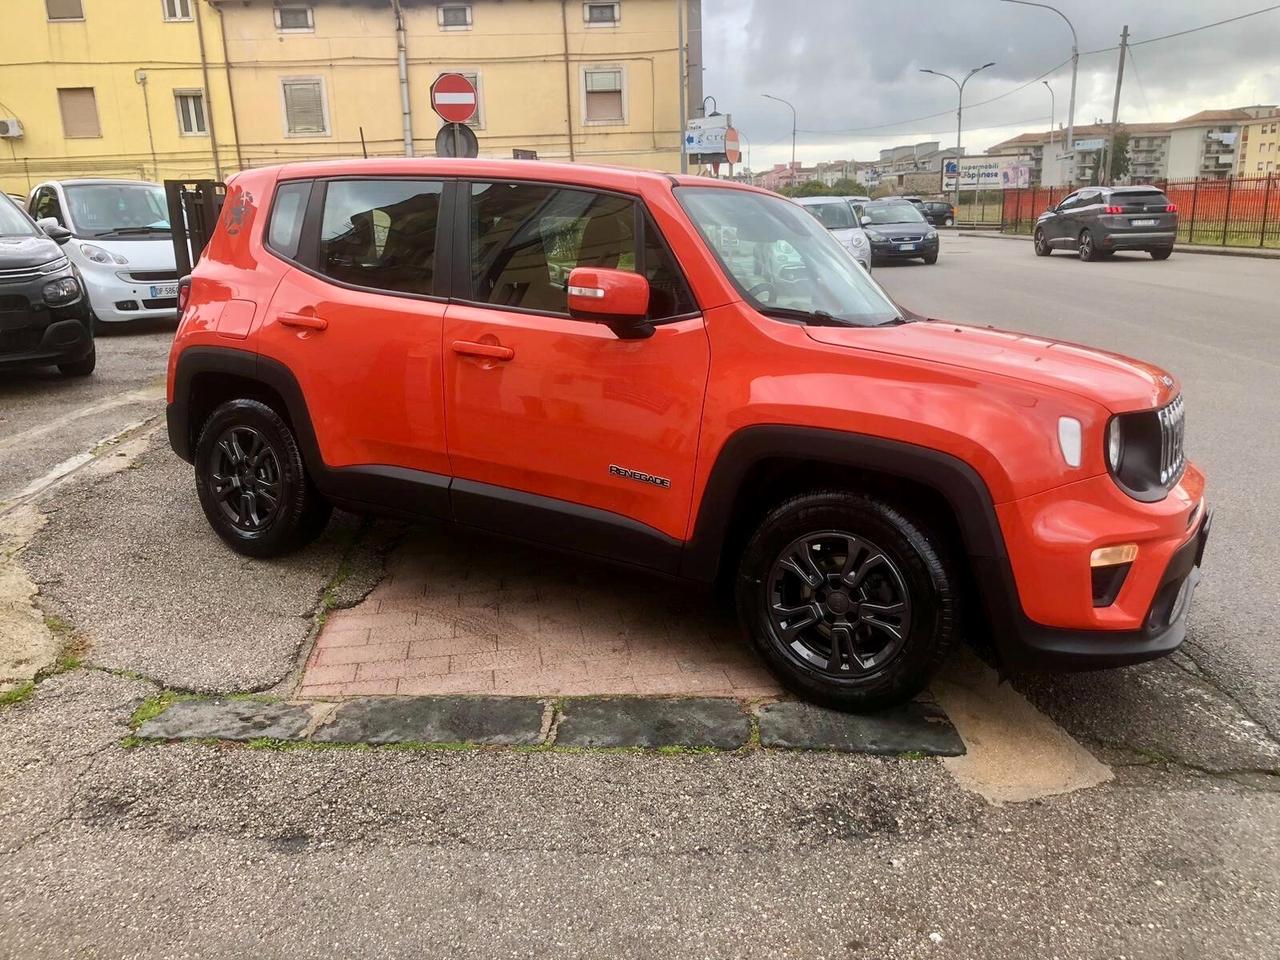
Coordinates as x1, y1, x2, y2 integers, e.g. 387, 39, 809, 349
677, 0, 688, 173
1103, 24, 1129, 186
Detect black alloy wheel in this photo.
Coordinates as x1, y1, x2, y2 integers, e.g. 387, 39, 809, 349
736, 491, 957, 712
1033, 228, 1052, 256
765, 531, 912, 678
194, 399, 331, 557
1078, 228, 1099, 261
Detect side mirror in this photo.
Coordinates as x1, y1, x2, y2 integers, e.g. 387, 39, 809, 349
38, 218, 72, 244
567, 266, 653, 340
860, 215, 872, 226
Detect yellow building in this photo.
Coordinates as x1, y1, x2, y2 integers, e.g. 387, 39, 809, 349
1237, 114, 1280, 177
0, 0, 703, 197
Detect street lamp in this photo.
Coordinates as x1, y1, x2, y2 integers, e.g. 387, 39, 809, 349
919, 62, 995, 205
1002, 1, 1078, 186
763, 93, 797, 180
1043, 80, 1055, 160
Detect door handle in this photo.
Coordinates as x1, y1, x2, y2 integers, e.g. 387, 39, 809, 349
452, 340, 514, 361
278, 312, 328, 331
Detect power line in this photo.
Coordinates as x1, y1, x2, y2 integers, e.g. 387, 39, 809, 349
1125, 46, 1154, 122
1081, 3, 1280, 54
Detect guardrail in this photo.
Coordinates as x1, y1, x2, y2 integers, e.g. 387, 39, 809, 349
1001, 174, 1280, 249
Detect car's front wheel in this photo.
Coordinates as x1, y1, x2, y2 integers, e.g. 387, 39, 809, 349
1150, 248, 1173, 261
736, 492, 958, 712
922, 250, 939, 265
57, 341, 96, 377
194, 399, 331, 558
1033, 228, 1052, 256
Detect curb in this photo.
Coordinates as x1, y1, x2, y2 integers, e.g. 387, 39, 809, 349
130, 693, 967, 757
958, 231, 1280, 260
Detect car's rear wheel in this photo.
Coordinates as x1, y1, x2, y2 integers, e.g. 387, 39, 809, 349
194, 399, 331, 558
1033, 228, 1052, 256
1150, 248, 1173, 261
57, 341, 96, 377
1078, 229, 1100, 261
735, 492, 958, 712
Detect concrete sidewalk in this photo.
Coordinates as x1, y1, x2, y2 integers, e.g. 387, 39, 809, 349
958, 229, 1280, 259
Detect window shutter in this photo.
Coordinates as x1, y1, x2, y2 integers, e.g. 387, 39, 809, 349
584, 70, 623, 122
58, 88, 101, 138
46, 0, 84, 20
284, 81, 325, 134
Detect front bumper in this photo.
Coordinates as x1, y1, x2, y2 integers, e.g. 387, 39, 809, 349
0, 272, 94, 369
869, 237, 939, 260
80, 262, 179, 323
981, 464, 1210, 670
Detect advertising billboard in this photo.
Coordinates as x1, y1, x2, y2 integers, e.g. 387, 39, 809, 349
943, 156, 1033, 190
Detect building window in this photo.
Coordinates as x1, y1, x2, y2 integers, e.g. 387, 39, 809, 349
583, 66, 625, 125
584, 2, 621, 25
438, 4, 472, 29
57, 88, 101, 138
274, 5, 314, 32
162, 0, 192, 20
174, 90, 207, 135
281, 77, 329, 136
46, 0, 84, 21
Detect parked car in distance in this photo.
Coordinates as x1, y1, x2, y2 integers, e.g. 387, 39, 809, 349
1034, 186, 1178, 261
167, 158, 1209, 712
0, 192, 95, 376
27, 179, 181, 326
843, 195, 872, 221
859, 199, 940, 264
919, 200, 955, 227
795, 195, 872, 271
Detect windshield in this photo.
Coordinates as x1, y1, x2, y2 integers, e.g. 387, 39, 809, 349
801, 201, 856, 230
0, 195, 38, 237
64, 184, 170, 237
677, 187, 903, 328
862, 203, 926, 225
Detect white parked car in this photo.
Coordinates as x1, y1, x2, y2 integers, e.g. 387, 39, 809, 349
794, 196, 872, 272
27, 179, 178, 326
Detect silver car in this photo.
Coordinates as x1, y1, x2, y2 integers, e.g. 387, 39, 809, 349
794, 196, 872, 272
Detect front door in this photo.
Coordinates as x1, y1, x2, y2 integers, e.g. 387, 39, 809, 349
442, 180, 708, 566
258, 177, 452, 489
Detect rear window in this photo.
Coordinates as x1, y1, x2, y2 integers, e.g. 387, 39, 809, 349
1111, 190, 1169, 206
800, 201, 855, 230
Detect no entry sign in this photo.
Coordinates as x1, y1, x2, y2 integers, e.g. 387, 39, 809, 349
430, 73, 477, 124
724, 127, 741, 165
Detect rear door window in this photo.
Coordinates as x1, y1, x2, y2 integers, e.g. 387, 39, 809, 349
317, 179, 444, 296
467, 181, 695, 321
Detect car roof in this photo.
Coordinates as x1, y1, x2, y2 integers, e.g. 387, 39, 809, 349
1107, 185, 1167, 193
794, 196, 847, 204
259, 157, 776, 199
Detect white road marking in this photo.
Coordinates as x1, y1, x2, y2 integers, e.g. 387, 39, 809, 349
0, 385, 164, 456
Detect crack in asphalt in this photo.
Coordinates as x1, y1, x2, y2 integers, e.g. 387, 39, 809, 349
1174, 641, 1280, 750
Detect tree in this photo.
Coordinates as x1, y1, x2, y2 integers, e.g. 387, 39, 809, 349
1110, 130, 1131, 184
829, 178, 871, 196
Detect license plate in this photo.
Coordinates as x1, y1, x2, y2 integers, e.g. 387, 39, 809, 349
898, 243, 916, 252
1131, 218, 1157, 227
149, 283, 178, 299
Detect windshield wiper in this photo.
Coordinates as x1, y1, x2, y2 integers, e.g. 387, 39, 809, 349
96, 226, 171, 237
759, 305, 908, 328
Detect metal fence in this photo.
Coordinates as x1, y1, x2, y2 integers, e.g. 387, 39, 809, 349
1001, 174, 1280, 249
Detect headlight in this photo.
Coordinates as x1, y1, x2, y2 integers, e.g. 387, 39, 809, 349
1106, 418, 1123, 472
42, 276, 81, 305
926, 230, 938, 239
847, 233, 867, 248
80, 243, 128, 265
865, 229, 885, 241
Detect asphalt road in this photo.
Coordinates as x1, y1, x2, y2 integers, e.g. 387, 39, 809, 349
875, 235, 1280, 742
1, 236, 1278, 958
0, 320, 172, 505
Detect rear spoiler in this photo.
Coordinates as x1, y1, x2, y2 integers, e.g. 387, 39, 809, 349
164, 179, 226, 277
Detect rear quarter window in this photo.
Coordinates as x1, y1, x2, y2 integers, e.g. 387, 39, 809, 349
267, 181, 311, 259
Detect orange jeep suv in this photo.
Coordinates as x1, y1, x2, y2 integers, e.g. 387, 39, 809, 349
167, 159, 1210, 711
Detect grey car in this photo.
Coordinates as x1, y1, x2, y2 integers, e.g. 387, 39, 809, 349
1034, 186, 1177, 261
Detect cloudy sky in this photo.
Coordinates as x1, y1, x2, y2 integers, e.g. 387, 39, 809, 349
700, 0, 1280, 170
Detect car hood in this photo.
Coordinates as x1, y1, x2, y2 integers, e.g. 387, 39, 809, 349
828, 227, 865, 244
74, 236, 176, 270
805, 320, 1177, 413
0, 234, 65, 270
864, 220, 930, 234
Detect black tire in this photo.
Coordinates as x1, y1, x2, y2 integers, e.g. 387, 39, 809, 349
57, 341, 96, 377
194, 399, 331, 558
735, 491, 958, 712
1033, 228, 1052, 256
922, 250, 939, 265
1078, 228, 1100, 262
1150, 247, 1173, 261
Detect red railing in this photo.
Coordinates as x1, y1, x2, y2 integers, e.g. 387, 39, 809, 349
1001, 174, 1280, 248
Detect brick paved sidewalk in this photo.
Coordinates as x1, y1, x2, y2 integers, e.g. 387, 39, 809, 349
300, 526, 783, 699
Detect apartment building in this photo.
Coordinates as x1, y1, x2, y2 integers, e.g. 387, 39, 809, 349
1238, 114, 1280, 175
0, 0, 702, 196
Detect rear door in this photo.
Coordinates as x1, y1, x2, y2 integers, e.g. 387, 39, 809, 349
442, 179, 708, 566
257, 177, 452, 509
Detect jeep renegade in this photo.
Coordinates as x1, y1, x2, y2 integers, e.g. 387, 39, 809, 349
167, 159, 1210, 711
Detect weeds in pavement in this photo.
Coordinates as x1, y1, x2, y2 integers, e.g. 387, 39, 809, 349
128, 691, 198, 729
0, 681, 35, 708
